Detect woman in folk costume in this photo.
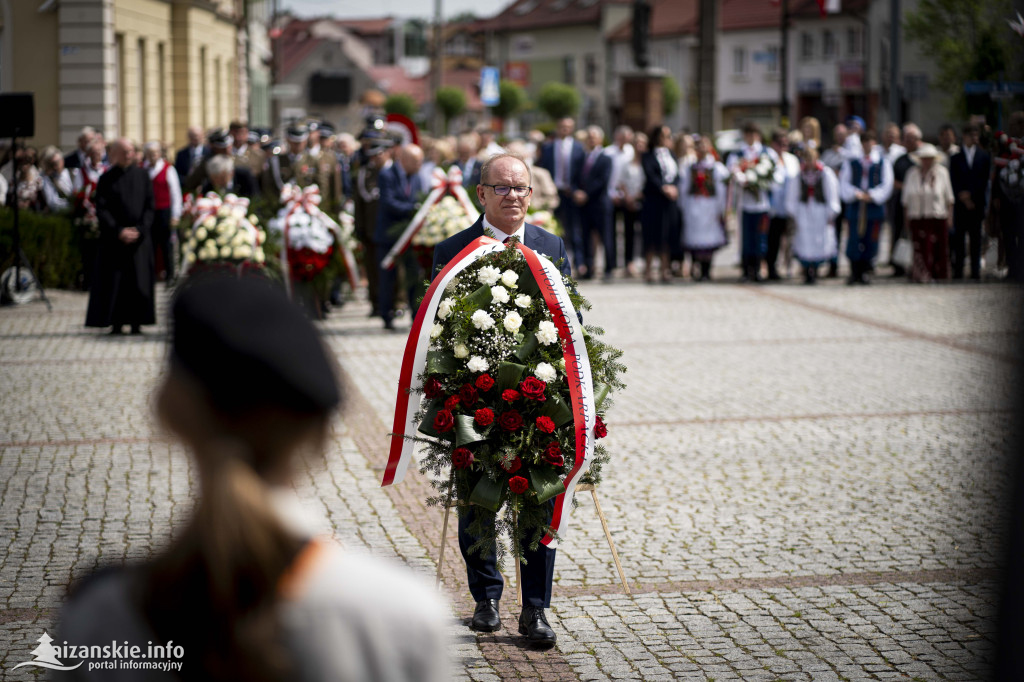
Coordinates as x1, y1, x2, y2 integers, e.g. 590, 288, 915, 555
838, 129, 894, 285
786, 146, 840, 284
678, 135, 729, 281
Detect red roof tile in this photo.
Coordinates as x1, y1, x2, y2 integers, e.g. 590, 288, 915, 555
478, 0, 629, 32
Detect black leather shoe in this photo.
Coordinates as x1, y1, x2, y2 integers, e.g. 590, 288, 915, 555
518, 606, 556, 648
471, 599, 501, 632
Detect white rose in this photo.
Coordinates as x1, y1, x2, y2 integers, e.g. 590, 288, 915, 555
438, 298, 455, 320
202, 216, 216, 229
477, 265, 501, 286
467, 356, 490, 372
501, 270, 519, 288
454, 343, 469, 359
194, 227, 208, 241
745, 170, 758, 185
220, 245, 232, 259
537, 320, 559, 345
515, 294, 532, 308
471, 310, 495, 330
254, 249, 266, 264
490, 285, 510, 304
430, 323, 443, 339
534, 362, 556, 383
503, 311, 523, 333
217, 206, 230, 218
233, 245, 252, 259
185, 252, 196, 264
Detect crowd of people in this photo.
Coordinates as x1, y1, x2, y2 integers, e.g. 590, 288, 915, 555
2, 109, 1022, 331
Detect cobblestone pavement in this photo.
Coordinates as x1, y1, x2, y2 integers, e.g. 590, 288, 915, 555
0, 269, 1019, 680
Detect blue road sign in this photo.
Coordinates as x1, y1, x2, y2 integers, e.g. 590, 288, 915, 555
480, 67, 500, 107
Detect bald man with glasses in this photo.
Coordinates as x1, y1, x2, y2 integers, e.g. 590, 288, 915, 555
430, 153, 572, 649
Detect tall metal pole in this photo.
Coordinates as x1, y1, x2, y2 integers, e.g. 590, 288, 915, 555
696, 0, 716, 134
889, 0, 900, 126
780, 0, 790, 128
431, 0, 443, 136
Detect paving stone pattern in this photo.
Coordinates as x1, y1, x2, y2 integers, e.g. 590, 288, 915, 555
0, 274, 1018, 680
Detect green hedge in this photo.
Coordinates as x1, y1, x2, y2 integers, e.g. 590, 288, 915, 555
0, 208, 82, 289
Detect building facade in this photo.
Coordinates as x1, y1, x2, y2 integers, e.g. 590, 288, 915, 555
0, 0, 246, 150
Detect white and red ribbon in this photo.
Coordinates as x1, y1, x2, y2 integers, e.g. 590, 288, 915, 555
382, 236, 595, 549
381, 166, 480, 269
277, 183, 360, 291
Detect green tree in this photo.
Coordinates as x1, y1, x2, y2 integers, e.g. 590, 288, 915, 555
904, 0, 1014, 119
385, 93, 418, 118
435, 86, 467, 133
662, 76, 681, 117
490, 80, 528, 120
537, 82, 581, 120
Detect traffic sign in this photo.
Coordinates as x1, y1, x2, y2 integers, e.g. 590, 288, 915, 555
480, 67, 500, 107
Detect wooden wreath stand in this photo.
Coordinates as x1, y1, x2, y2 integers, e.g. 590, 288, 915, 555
435, 482, 631, 605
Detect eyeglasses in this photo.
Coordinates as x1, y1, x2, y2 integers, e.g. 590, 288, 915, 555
481, 184, 533, 197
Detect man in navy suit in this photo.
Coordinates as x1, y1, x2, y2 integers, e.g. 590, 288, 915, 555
174, 126, 207, 183
573, 125, 614, 280
538, 117, 585, 274
431, 153, 570, 649
949, 123, 992, 280
64, 127, 96, 172
454, 134, 483, 197
376, 144, 424, 329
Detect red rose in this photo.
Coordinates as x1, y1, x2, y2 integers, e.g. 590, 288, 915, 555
498, 410, 524, 432
502, 389, 520, 402
595, 415, 608, 439
536, 416, 556, 434
444, 395, 460, 411
424, 377, 443, 400
502, 456, 522, 474
508, 475, 529, 494
475, 374, 495, 391
451, 447, 474, 469
433, 409, 455, 433
459, 384, 478, 407
543, 442, 564, 467
474, 407, 495, 427
519, 376, 547, 402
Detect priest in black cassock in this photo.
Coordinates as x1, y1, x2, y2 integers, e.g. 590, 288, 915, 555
85, 138, 156, 334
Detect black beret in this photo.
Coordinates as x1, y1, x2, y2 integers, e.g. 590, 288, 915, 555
171, 274, 340, 415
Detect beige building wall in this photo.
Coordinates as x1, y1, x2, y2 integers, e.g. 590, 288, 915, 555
1, 0, 61, 147
113, 0, 174, 145
171, 2, 240, 148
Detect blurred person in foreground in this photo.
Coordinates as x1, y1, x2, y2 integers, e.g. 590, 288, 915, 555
61, 273, 450, 681
84, 138, 155, 335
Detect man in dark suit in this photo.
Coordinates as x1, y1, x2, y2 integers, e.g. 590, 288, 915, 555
174, 126, 207, 184
376, 144, 424, 330
573, 125, 614, 280
454, 133, 483, 194
431, 153, 571, 650
949, 123, 992, 280
538, 117, 585, 274
64, 127, 96, 171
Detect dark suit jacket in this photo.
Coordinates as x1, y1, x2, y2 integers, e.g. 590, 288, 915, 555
538, 138, 585, 192
174, 145, 208, 182
455, 158, 482, 190
375, 163, 423, 245
198, 167, 258, 199
64, 150, 85, 171
431, 217, 572, 281
579, 151, 613, 203
950, 147, 991, 211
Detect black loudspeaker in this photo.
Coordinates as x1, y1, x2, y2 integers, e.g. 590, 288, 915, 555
0, 93, 35, 138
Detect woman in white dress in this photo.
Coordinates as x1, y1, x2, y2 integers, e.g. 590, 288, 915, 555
677, 136, 729, 281
785, 146, 840, 284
